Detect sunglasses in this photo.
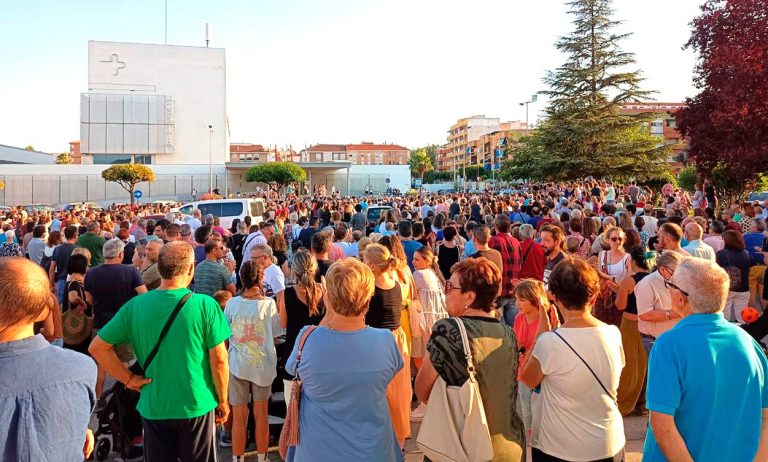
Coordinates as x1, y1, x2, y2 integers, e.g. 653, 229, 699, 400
444, 280, 462, 294
610, 237, 624, 242
664, 279, 689, 297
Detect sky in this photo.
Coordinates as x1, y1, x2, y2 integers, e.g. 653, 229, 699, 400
0, 0, 703, 154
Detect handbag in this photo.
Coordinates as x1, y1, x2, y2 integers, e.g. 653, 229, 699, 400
129, 292, 192, 376
279, 325, 318, 460
62, 304, 93, 345
417, 318, 494, 462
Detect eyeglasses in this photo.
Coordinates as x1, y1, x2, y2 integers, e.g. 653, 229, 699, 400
610, 237, 624, 242
444, 280, 462, 294
664, 279, 689, 297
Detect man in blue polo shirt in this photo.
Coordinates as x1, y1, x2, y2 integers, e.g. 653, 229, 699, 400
643, 257, 768, 462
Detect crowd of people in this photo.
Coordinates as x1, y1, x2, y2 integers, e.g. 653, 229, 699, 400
2, 178, 768, 462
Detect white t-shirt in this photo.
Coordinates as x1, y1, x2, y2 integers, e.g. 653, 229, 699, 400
262, 263, 285, 298
242, 231, 267, 260
531, 325, 626, 460
224, 296, 282, 386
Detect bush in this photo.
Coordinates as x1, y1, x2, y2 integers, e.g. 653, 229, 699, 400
677, 166, 698, 192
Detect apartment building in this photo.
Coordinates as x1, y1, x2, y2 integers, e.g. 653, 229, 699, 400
437, 117, 528, 172
619, 102, 688, 171
302, 142, 409, 165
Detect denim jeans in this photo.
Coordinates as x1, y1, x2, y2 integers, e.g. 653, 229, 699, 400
641, 335, 655, 355
497, 297, 518, 326
56, 279, 67, 308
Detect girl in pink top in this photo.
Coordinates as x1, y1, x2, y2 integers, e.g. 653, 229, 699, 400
513, 279, 559, 436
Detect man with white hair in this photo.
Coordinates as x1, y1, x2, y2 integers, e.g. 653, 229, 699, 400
635, 251, 684, 353
643, 257, 768, 462
682, 222, 716, 261
250, 244, 285, 299
84, 239, 147, 400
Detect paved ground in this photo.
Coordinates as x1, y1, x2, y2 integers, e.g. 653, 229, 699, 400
101, 413, 648, 461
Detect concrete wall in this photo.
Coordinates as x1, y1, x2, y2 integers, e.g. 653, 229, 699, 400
0, 164, 226, 206
85, 41, 227, 166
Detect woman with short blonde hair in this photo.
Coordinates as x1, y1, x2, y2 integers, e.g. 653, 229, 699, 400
284, 258, 403, 461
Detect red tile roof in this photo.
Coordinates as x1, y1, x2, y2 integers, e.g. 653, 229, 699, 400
231, 144, 266, 153
346, 143, 408, 151
307, 144, 346, 152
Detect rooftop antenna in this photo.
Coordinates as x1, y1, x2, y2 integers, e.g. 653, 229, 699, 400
205, 23, 211, 48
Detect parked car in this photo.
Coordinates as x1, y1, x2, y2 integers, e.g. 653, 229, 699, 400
24, 204, 57, 213
747, 191, 768, 203
365, 205, 392, 235
178, 198, 266, 229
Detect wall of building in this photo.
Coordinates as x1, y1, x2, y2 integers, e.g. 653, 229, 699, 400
0, 164, 226, 206
84, 41, 227, 166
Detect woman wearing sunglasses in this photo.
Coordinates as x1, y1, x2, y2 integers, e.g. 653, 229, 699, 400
415, 257, 526, 461
591, 226, 633, 327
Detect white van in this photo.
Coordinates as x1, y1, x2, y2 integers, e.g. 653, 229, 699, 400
178, 198, 266, 229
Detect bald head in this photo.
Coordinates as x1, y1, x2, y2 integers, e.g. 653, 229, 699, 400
0, 258, 52, 329
157, 241, 194, 280
684, 222, 703, 241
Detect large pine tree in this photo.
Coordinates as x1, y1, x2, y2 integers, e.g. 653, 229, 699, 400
504, 0, 669, 181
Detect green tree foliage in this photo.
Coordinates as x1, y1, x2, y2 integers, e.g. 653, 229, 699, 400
677, 166, 698, 192
101, 164, 156, 204
504, 0, 668, 181
423, 171, 454, 183
245, 162, 307, 192
408, 149, 434, 179
55, 153, 72, 164
24, 145, 35, 151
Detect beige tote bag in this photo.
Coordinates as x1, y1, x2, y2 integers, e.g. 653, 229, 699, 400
417, 318, 494, 462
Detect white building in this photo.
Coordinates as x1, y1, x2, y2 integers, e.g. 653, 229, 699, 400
80, 41, 227, 166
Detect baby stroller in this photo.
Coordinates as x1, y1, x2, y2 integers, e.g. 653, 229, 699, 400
90, 381, 143, 461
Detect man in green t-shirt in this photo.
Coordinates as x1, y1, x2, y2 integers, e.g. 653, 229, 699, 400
89, 241, 231, 461
76, 220, 106, 266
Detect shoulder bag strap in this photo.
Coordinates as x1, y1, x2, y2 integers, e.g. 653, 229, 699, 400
142, 291, 192, 372
454, 318, 477, 381
521, 241, 534, 267
294, 325, 319, 380
553, 330, 616, 403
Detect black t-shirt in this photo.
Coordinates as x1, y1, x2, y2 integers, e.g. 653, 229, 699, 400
51, 243, 76, 282
84, 264, 144, 328
716, 248, 752, 292
449, 202, 460, 218
315, 259, 333, 282
298, 227, 318, 250
365, 283, 402, 330
543, 252, 566, 290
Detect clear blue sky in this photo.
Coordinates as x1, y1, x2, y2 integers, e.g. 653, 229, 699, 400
0, 0, 703, 153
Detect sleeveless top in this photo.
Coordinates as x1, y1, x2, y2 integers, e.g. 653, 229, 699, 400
600, 250, 630, 282
438, 244, 460, 280
366, 283, 402, 331
626, 272, 649, 315
281, 285, 325, 380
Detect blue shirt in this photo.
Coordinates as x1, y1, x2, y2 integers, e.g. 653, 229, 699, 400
643, 314, 768, 462
464, 239, 476, 258
286, 327, 403, 462
0, 335, 96, 462
401, 239, 423, 272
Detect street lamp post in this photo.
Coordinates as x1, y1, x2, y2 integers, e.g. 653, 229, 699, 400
519, 94, 538, 132
208, 124, 213, 193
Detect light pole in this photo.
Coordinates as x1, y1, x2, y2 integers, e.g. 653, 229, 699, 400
519, 94, 538, 132
208, 124, 213, 193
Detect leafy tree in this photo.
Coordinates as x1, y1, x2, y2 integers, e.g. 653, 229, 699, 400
55, 153, 72, 164
675, 0, 768, 203
24, 146, 35, 151
101, 164, 156, 204
408, 149, 434, 180
245, 162, 307, 192
677, 166, 698, 192
0, 180, 4, 190
504, 0, 668, 181
423, 171, 454, 183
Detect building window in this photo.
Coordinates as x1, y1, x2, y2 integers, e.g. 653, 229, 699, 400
134, 155, 153, 164
92, 154, 133, 164
666, 118, 676, 128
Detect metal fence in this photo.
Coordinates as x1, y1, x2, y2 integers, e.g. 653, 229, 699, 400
0, 174, 227, 206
